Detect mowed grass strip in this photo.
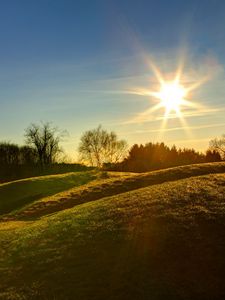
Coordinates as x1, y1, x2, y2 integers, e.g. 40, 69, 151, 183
5, 162, 225, 220
0, 173, 225, 299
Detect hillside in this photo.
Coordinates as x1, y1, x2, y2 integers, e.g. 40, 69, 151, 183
1, 162, 225, 221
0, 171, 134, 217
0, 163, 225, 299
0, 171, 97, 215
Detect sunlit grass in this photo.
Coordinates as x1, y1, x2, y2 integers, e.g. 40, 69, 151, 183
0, 170, 225, 299
0, 171, 99, 215
0, 171, 136, 218
0, 162, 224, 221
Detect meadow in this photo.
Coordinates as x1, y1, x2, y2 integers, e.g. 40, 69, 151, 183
0, 162, 225, 299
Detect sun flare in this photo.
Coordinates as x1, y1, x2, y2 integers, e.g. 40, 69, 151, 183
156, 81, 187, 115
125, 57, 211, 138
127, 59, 208, 125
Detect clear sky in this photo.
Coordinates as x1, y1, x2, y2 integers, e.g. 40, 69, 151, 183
1, 0, 225, 161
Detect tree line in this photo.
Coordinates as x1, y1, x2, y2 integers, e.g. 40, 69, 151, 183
104, 142, 222, 172
0, 121, 224, 181
0, 122, 87, 182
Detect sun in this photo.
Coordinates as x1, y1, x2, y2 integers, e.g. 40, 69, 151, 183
126, 58, 209, 129
156, 81, 187, 115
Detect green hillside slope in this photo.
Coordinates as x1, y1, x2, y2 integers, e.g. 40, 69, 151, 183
3, 162, 225, 220
0, 171, 116, 215
0, 170, 135, 217
0, 172, 225, 300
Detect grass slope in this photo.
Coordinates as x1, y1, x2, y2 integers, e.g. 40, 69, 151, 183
0, 171, 99, 215
0, 172, 225, 299
3, 162, 225, 220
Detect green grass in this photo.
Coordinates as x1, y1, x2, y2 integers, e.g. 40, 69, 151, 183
3, 162, 225, 221
0, 170, 135, 218
0, 171, 100, 215
0, 170, 225, 299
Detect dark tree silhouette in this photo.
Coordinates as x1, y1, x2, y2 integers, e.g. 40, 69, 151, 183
206, 149, 222, 162
0, 142, 20, 165
0, 142, 38, 182
106, 142, 206, 172
25, 122, 63, 166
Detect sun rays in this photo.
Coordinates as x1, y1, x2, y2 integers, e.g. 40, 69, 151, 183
125, 57, 211, 137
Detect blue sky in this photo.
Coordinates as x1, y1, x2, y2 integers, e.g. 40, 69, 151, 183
1, 0, 225, 160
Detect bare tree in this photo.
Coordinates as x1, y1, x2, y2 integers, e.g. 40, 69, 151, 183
209, 134, 225, 160
103, 131, 128, 164
78, 125, 128, 167
25, 122, 64, 166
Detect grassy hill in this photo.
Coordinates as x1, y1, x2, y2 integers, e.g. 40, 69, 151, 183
0, 171, 100, 215
0, 171, 134, 216
0, 162, 225, 299
1, 162, 225, 221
